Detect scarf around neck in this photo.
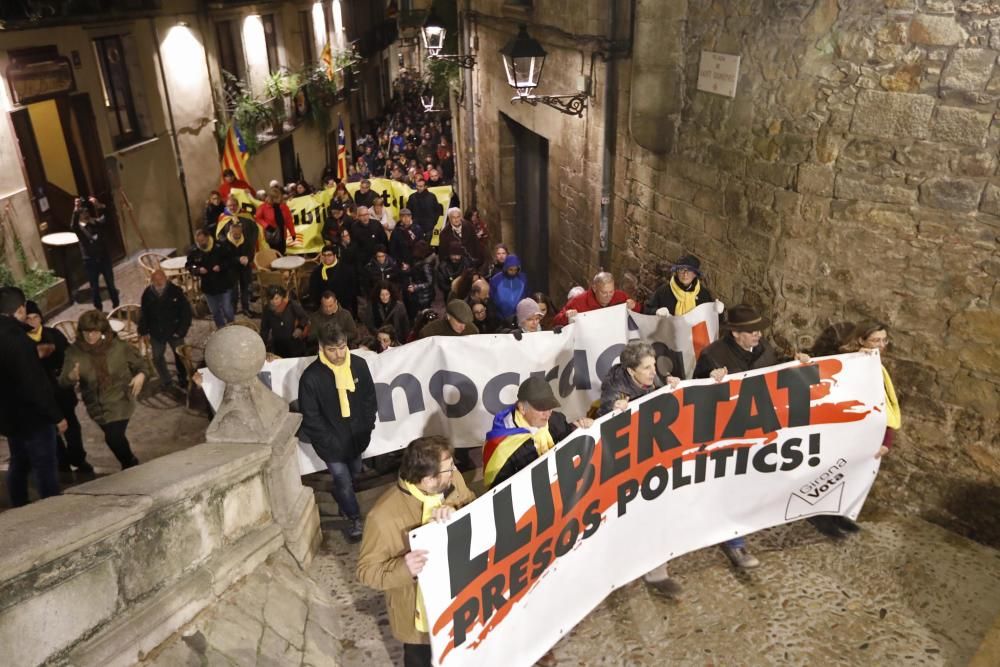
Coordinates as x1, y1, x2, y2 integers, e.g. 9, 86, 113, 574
319, 348, 354, 417
513, 408, 555, 456
197, 236, 214, 253
403, 479, 444, 632
77, 334, 115, 390
27, 326, 43, 342
669, 275, 701, 316
320, 257, 339, 280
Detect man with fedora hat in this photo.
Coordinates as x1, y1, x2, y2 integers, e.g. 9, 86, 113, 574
643, 254, 717, 317
694, 303, 810, 568
418, 299, 479, 338
482, 376, 593, 489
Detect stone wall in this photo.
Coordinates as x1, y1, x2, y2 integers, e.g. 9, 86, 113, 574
464, 0, 998, 543
606, 0, 1000, 543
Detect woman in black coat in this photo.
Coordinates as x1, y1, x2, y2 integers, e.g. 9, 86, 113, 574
366, 281, 410, 341
643, 254, 715, 316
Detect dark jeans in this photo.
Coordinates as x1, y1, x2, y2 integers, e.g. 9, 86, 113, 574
403, 643, 432, 667
151, 336, 187, 387
326, 454, 362, 520
83, 256, 120, 310
232, 264, 253, 313
55, 389, 88, 469
7, 424, 61, 507
99, 420, 139, 469
204, 290, 235, 328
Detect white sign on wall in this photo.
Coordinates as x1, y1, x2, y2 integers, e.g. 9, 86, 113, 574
697, 51, 741, 98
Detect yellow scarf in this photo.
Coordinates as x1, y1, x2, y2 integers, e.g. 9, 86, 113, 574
669, 275, 701, 316
882, 365, 901, 430
227, 229, 245, 247
514, 409, 555, 456
318, 348, 354, 417
320, 257, 339, 280
403, 480, 444, 632
197, 236, 214, 252
27, 326, 43, 342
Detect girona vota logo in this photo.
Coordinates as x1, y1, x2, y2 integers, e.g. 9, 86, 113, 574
785, 458, 848, 520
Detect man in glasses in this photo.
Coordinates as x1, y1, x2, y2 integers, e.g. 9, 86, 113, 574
357, 436, 476, 667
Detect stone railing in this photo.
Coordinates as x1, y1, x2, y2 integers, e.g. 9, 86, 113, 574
0, 327, 320, 667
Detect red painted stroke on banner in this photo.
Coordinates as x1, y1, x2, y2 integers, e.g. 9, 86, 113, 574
691, 320, 711, 360
432, 359, 873, 662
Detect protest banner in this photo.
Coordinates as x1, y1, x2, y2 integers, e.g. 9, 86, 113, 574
200, 304, 721, 475
228, 179, 453, 254
409, 352, 888, 667
629, 302, 721, 378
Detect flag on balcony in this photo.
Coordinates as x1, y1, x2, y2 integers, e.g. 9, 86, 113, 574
337, 116, 348, 181
321, 42, 335, 81
221, 123, 251, 185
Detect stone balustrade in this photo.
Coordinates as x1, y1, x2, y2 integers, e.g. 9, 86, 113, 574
0, 325, 320, 667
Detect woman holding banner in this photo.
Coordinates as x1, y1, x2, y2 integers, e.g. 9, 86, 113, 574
598, 341, 683, 597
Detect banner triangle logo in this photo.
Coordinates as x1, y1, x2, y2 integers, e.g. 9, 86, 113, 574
785, 481, 845, 520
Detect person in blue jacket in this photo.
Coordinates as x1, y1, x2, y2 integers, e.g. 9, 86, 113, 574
489, 254, 528, 321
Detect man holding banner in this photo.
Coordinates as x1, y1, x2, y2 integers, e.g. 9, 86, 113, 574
357, 437, 476, 667
693, 304, 810, 569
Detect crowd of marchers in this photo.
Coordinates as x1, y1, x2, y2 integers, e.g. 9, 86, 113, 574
0, 72, 900, 667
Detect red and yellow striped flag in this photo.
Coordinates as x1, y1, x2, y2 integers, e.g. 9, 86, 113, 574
221, 123, 251, 185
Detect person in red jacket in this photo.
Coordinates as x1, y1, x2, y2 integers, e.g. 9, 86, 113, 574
552, 271, 640, 327
218, 168, 252, 200
255, 185, 296, 253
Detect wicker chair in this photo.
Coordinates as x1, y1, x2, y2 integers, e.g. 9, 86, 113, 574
52, 320, 77, 343
108, 304, 150, 360
138, 252, 168, 284
254, 247, 281, 270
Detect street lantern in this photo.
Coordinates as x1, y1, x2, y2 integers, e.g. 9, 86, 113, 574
421, 8, 447, 57
500, 24, 589, 117
500, 24, 546, 97
420, 7, 476, 69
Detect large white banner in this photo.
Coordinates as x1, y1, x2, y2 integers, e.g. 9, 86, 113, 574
201, 303, 720, 474
409, 352, 888, 667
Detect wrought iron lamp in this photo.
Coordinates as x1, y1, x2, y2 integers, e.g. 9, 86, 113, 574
421, 8, 476, 69
500, 24, 588, 117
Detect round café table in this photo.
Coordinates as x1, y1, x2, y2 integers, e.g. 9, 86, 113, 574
41, 232, 80, 300
160, 256, 187, 271
270, 255, 306, 297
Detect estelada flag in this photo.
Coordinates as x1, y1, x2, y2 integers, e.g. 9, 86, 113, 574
337, 116, 348, 181
320, 42, 335, 81
221, 123, 251, 186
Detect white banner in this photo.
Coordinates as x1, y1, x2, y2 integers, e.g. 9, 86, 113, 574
409, 352, 888, 667
201, 304, 720, 474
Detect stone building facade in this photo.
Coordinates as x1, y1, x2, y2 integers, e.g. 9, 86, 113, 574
459, 0, 999, 543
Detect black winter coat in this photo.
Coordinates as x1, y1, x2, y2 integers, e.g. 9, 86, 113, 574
643, 278, 715, 316
406, 190, 442, 234
186, 242, 236, 295
70, 212, 110, 260
138, 282, 192, 341
389, 223, 424, 266
693, 335, 782, 379
309, 261, 357, 312
0, 316, 63, 437
351, 218, 389, 265
598, 363, 662, 417
367, 300, 410, 340
404, 257, 437, 310
298, 355, 377, 462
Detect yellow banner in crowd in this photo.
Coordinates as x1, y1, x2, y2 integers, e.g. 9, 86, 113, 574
229, 179, 452, 254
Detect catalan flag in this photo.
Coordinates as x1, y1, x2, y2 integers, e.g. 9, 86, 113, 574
336, 116, 348, 181
221, 123, 251, 186
320, 42, 335, 82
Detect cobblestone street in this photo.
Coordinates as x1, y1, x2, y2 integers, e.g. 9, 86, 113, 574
143, 476, 1000, 667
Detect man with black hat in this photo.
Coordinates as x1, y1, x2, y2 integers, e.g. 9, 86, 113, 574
323, 200, 347, 247
693, 303, 810, 569
482, 376, 592, 489
24, 300, 92, 476
643, 254, 716, 316
418, 299, 479, 338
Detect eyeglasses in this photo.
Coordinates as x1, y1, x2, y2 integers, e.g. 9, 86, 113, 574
437, 466, 457, 476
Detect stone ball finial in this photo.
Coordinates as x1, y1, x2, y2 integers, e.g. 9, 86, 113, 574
205, 324, 266, 384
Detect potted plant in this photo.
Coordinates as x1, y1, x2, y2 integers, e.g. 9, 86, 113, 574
0, 229, 66, 316
264, 69, 297, 133
220, 71, 277, 154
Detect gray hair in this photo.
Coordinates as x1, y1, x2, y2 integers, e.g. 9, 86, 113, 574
592, 271, 615, 287
619, 340, 655, 371
446, 207, 463, 221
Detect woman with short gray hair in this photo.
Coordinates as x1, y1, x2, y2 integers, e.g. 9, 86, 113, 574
598, 340, 678, 417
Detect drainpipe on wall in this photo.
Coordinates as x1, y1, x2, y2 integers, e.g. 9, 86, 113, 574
463, 3, 478, 209
598, 0, 630, 270
150, 17, 195, 246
